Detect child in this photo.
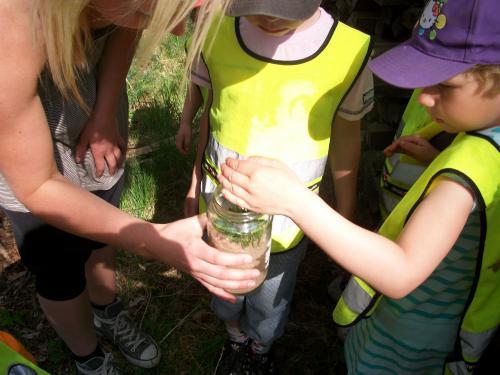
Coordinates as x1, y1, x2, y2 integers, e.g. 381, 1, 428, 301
186, 0, 374, 372
217, 0, 500, 373
329, 89, 453, 302
379, 89, 455, 218
175, 82, 205, 154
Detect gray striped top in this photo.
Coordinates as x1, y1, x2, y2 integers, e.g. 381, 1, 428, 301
0, 29, 129, 212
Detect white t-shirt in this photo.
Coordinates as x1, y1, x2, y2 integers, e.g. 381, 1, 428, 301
191, 7, 374, 121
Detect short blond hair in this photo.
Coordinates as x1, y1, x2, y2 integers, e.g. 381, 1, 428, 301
466, 64, 500, 97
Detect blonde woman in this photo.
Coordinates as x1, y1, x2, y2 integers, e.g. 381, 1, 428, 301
0, 0, 257, 374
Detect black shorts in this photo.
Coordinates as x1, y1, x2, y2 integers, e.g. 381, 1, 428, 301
2, 176, 124, 301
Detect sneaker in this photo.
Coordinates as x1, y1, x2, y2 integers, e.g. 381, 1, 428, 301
241, 348, 276, 375
215, 339, 251, 375
76, 352, 124, 375
93, 298, 160, 368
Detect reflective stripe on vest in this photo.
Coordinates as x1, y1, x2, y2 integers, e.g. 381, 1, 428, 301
460, 327, 498, 362
333, 132, 500, 370
332, 276, 379, 327
201, 16, 371, 252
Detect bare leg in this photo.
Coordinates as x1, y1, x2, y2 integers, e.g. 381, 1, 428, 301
85, 245, 117, 305
38, 291, 97, 356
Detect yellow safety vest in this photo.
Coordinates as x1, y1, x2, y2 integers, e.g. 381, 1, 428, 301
333, 132, 500, 374
201, 15, 372, 252
0, 343, 50, 375
380, 89, 447, 218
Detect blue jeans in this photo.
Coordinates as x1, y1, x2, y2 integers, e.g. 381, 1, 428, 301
211, 239, 308, 346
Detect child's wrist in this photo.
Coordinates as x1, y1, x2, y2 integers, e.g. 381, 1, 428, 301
286, 185, 312, 220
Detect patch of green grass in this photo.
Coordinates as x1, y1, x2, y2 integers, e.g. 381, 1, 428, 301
120, 159, 157, 221
128, 96, 179, 148
126, 33, 189, 147
0, 308, 26, 327
120, 138, 196, 224
128, 32, 187, 107
46, 340, 67, 366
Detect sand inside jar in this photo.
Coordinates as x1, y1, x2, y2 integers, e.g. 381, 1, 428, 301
208, 221, 270, 295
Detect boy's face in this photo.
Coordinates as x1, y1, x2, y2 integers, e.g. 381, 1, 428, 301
244, 15, 306, 36
419, 73, 500, 133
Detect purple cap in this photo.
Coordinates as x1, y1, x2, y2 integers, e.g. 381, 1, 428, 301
369, 0, 500, 88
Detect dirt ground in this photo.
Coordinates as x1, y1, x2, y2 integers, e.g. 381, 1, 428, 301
1, 212, 18, 270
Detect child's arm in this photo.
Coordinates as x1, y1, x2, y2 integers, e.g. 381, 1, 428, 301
218, 157, 474, 299
384, 134, 440, 164
329, 116, 361, 220
176, 82, 203, 155
184, 89, 211, 217
75, 27, 140, 176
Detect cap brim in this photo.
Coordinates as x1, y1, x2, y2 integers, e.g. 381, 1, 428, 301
227, 9, 299, 20
226, 1, 320, 21
369, 43, 474, 88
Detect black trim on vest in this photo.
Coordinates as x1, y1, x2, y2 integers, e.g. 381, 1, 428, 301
428, 131, 456, 152
402, 168, 487, 368
234, 17, 338, 65
200, 52, 213, 178
466, 131, 500, 152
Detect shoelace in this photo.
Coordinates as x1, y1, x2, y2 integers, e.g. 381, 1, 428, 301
101, 353, 119, 375
112, 311, 147, 352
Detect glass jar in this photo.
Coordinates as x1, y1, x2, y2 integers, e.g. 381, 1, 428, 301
207, 185, 272, 295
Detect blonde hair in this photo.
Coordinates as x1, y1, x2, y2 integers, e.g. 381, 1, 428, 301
138, 0, 228, 83
33, 0, 91, 107
33, 0, 230, 108
466, 64, 500, 97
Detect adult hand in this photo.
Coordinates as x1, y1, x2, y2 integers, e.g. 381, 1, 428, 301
218, 157, 305, 217
175, 124, 192, 155
383, 135, 439, 164
154, 215, 259, 302
75, 113, 126, 176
